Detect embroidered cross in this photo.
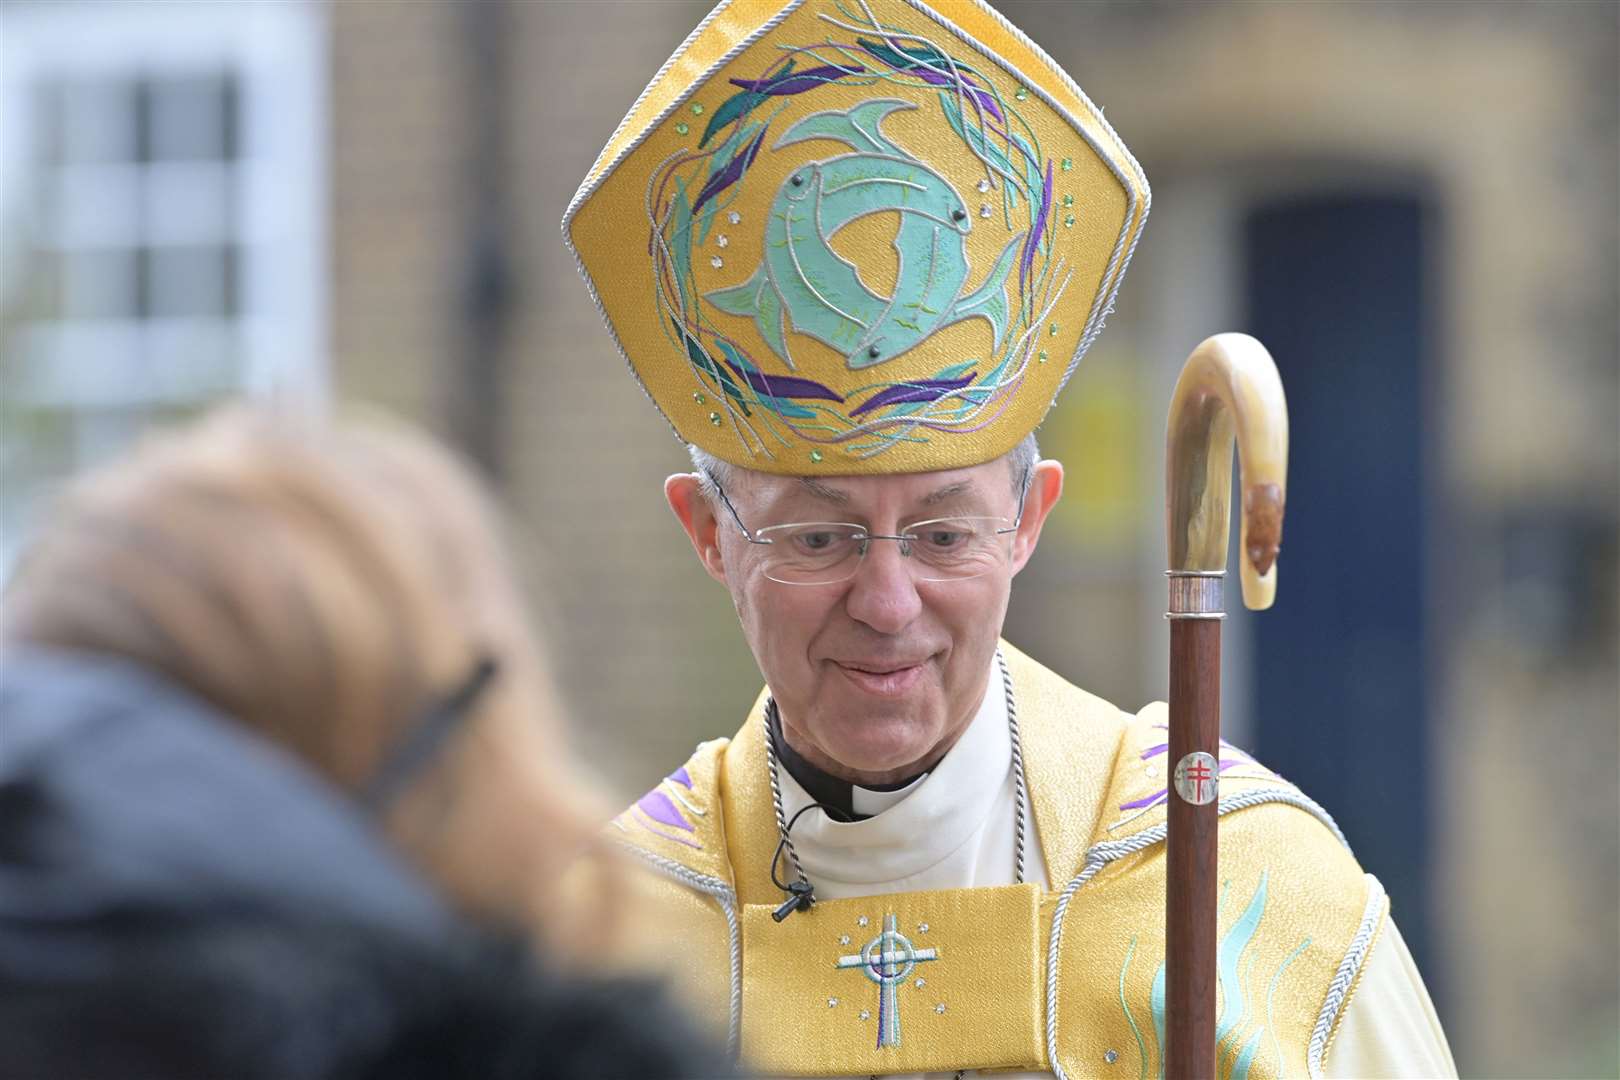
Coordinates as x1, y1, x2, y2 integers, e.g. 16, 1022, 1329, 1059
836, 914, 938, 1048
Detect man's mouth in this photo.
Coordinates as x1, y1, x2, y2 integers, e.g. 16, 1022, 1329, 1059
832, 658, 929, 697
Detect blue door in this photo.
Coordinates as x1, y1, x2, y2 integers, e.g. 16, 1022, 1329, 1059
1244, 194, 1436, 986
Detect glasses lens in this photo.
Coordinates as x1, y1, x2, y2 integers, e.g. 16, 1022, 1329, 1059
757, 523, 868, 585
906, 516, 1014, 582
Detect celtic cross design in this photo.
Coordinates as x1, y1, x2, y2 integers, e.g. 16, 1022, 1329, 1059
835, 914, 939, 1048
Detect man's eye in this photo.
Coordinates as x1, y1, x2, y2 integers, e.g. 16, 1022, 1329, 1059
798, 532, 838, 551
922, 529, 967, 548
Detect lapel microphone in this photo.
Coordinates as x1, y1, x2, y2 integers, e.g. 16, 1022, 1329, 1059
769, 800, 853, 922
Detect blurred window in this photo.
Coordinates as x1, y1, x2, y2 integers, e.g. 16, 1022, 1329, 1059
0, 2, 326, 572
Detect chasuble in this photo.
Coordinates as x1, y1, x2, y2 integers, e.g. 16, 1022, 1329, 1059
584, 643, 1454, 1078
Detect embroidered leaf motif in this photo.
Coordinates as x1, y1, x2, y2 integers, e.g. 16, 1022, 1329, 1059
716, 341, 844, 402
692, 127, 767, 217
700, 60, 786, 150
850, 370, 979, 417
672, 317, 750, 416
1020, 159, 1055, 295
728, 63, 863, 96
858, 37, 1003, 122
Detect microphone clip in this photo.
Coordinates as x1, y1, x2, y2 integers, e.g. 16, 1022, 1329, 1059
771, 880, 815, 922
769, 799, 853, 923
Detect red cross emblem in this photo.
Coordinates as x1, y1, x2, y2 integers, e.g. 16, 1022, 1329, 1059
1174, 751, 1219, 806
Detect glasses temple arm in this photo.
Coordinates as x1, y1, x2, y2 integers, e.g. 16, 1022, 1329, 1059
707, 473, 772, 545
999, 466, 1033, 533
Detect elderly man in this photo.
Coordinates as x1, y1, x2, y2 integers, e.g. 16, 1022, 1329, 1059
563, 1, 1454, 1076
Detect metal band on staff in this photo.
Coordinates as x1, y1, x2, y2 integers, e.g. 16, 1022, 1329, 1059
1166, 570, 1227, 621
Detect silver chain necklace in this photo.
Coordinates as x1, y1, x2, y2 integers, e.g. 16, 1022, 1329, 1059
764, 648, 1029, 889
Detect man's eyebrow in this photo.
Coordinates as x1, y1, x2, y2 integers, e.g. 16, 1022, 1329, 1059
788, 478, 976, 508
796, 477, 849, 505
921, 481, 975, 506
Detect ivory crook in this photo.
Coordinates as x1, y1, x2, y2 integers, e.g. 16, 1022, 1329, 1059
1165, 333, 1289, 609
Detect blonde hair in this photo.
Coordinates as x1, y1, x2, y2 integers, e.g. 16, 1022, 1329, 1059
3, 405, 608, 950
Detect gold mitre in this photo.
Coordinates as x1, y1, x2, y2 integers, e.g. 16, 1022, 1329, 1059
564, 0, 1149, 475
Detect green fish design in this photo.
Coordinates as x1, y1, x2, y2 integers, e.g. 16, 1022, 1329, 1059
705, 99, 1024, 371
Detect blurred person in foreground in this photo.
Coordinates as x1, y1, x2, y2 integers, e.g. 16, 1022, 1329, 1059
0, 407, 727, 1079
560, 0, 1454, 1077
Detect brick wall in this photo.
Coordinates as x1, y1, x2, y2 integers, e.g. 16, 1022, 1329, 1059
326, 4, 1617, 1073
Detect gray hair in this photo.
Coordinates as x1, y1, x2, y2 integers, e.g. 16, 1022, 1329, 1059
690, 432, 1039, 501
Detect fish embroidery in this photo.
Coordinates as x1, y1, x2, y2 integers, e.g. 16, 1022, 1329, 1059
705, 99, 1024, 372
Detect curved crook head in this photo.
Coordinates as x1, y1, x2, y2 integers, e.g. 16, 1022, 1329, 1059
1165, 333, 1289, 610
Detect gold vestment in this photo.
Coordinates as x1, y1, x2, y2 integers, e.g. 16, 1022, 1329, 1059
595, 643, 1382, 1078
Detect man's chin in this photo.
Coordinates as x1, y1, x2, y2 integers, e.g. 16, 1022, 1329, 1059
811, 706, 942, 781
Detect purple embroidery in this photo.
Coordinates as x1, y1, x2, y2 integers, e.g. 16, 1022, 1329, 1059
908, 67, 1003, 123
728, 64, 864, 96
691, 128, 768, 216
668, 766, 694, 789
633, 808, 704, 850
1019, 159, 1053, 294
850, 371, 979, 417
1118, 789, 1169, 812
1143, 739, 1250, 761
637, 788, 695, 832
722, 356, 845, 402
856, 38, 1002, 122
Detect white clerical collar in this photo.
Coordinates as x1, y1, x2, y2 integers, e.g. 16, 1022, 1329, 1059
849, 773, 928, 817
773, 659, 1010, 887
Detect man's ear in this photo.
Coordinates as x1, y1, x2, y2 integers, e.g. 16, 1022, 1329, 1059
665, 473, 729, 585
1009, 459, 1063, 576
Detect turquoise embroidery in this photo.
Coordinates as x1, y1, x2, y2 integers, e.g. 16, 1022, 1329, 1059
1149, 960, 1166, 1080
1227, 950, 1258, 1076
835, 913, 939, 1049
1214, 871, 1269, 1057
696, 121, 768, 247
1145, 873, 1283, 1080
714, 340, 817, 419
1118, 935, 1150, 1080
1266, 937, 1313, 1078
646, 1, 1059, 461
706, 99, 1023, 372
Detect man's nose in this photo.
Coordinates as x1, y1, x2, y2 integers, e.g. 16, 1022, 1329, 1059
843, 538, 923, 634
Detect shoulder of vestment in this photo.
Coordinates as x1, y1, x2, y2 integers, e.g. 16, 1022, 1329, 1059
579, 737, 739, 1046
1044, 701, 1387, 1076
606, 736, 736, 886
1079, 700, 1362, 877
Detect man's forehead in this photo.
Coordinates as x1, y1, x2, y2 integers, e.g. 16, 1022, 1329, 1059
746, 464, 995, 510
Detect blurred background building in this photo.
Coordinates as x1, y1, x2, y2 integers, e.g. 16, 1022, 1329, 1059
2, 1, 1615, 1075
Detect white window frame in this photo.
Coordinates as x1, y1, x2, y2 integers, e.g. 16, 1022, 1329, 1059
0, 0, 327, 567
1, 0, 327, 406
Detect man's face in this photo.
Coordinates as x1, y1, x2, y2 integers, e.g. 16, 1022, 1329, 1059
668, 456, 1062, 785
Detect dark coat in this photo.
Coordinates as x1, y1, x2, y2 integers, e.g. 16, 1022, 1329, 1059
0, 648, 728, 1080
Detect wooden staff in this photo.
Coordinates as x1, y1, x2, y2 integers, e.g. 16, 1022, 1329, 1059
1163, 334, 1288, 1079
